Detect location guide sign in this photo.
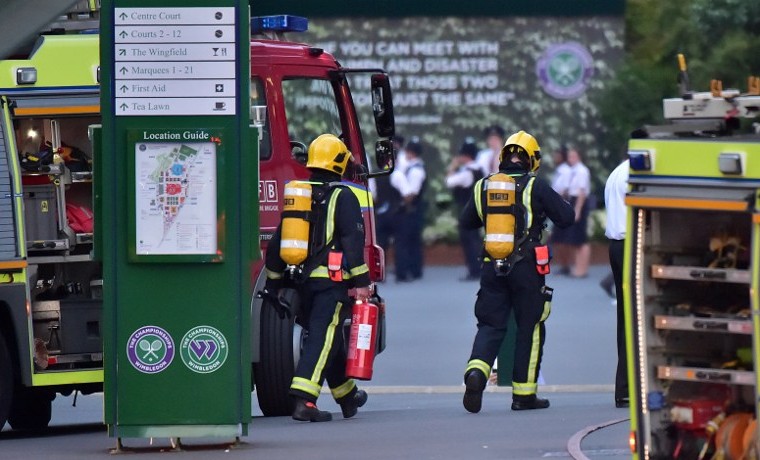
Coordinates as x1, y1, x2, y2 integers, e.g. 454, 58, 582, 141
115, 7, 236, 116
132, 129, 220, 258
101, 0, 252, 438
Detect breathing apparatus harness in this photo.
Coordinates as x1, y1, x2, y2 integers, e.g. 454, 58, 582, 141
279, 180, 348, 283
480, 172, 547, 276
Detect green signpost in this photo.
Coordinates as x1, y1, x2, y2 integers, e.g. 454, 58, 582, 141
98, 0, 255, 443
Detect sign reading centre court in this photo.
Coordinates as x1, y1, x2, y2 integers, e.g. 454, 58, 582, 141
115, 7, 236, 116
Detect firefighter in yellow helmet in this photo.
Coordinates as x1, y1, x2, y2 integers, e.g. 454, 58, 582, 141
264, 134, 371, 422
460, 131, 574, 412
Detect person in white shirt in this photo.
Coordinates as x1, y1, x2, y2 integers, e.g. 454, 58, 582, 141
548, 146, 573, 273
475, 125, 505, 177
604, 158, 629, 408
445, 138, 484, 281
551, 147, 572, 194
391, 138, 427, 282
549, 148, 592, 277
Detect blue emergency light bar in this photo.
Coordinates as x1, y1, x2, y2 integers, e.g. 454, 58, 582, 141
251, 15, 308, 34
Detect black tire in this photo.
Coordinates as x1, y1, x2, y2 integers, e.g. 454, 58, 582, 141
0, 332, 13, 431
8, 386, 54, 432
253, 299, 299, 417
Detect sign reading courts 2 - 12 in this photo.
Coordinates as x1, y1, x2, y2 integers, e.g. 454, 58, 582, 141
99, 0, 254, 443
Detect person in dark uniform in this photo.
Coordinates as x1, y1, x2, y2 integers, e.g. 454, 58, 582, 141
391, 138, 426, 282
446, 137, 484, 281
372, 135, 405, 252
264, 134, 371, 422
460, 131, 574, 413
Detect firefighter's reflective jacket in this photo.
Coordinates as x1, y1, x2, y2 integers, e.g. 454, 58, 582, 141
265, 173, 371, 288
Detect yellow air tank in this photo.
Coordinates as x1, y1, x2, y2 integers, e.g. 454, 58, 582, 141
484, 173, 516, 260
280, 181, 312, 265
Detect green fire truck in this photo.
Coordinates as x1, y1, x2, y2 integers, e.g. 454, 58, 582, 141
625, 73, 760, 458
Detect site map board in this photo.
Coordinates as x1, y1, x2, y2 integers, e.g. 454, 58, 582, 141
99, 0, 255, 440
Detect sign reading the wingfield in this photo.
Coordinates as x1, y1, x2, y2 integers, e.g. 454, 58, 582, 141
99, 0, 254, 442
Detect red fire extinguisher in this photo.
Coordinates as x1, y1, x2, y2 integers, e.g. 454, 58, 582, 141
346, 299, 379, 380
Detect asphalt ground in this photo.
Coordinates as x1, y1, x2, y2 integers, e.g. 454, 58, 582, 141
0, 265, 631, 458
372, 264, 620, 388
0, 390, 630, 460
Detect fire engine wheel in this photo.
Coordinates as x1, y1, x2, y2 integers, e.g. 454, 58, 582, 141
0, 332, 13, 430
253, 298, 303, 417
7, 386, 54, 432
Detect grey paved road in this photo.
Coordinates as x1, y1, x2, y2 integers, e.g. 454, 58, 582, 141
371, 264, 619, 388
1, 265, 630, 458
0, 390, 630, 460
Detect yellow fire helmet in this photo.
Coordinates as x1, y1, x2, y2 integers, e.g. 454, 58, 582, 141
500, 130, 541, 172
306, 134, 354, 176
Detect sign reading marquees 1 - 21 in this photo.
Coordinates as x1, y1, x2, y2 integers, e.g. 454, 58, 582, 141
114, 7, 237, 116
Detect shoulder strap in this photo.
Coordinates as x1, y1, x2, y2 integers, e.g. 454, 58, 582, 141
473, 176, 486, 221
296, 184, 343, 279
469, 164, 484, 182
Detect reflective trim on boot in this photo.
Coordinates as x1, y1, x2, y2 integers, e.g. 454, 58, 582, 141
330, 380, 357, 401
291, 377, 322, 398
512, 381, 537, 396
464, 359, 491, 381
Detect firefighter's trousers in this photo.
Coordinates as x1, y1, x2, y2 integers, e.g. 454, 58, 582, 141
465, 259, 551, 397
289, 281, 357, 404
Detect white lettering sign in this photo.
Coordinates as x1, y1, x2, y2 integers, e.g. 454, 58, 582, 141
114, 7, 237, 117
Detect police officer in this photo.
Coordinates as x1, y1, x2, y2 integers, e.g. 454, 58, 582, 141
264, 134, 371, 422
460, 131, 574, 412
446, 137, 484, 281
391, 138, 426, 281
372, 135, 405, 252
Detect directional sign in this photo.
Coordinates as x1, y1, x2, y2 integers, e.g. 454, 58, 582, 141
117, 79, 236, 97
115, 7, 235, 25
117, 97, 236, 115
115, 43, 234, 61
114, 6, 236, 116
116, 61, 235, 79
115, 25, 236, 44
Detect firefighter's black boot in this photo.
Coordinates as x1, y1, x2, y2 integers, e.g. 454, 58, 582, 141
292, 399, 332, 422
339, 389, 368, 419
511, 394, 550, 411
463, 370, 487, 413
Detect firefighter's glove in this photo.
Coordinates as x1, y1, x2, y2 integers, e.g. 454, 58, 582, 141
264, 277, 282, 293
276, 291, 296, 319
354, 286, 371, 303
257, 287, 291, 320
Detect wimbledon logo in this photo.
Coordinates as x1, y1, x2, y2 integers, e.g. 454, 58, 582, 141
536, 42, 594, 100
126, 325, 175, 374
180, 325, 228, 374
